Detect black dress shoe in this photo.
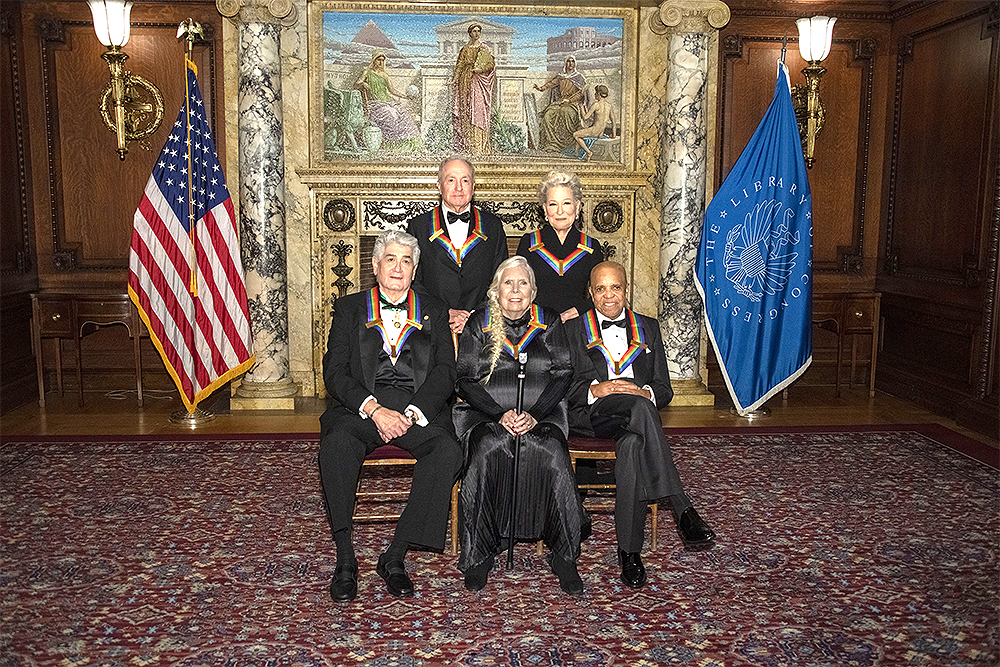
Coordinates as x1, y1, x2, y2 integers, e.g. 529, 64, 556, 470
329, 562, 358, 603
618, 549, 646, 589
548, 553, 584, 596
463, 560, 491, 592
677, 508, 716, 550
376, 553, 414, 597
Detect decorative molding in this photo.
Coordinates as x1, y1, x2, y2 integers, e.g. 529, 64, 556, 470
330, 240, 353, 311
720, 35, 874, 275
651, 0, 730, 35
600, 240, 617, 260
2, 7, 32, 277
592, 200, 624, 234
479, 200, 544, 233
361, 200, 434, 231
721, 33, 742, 58
728, 1, 936, 22
975, 139, 999, 399
217, 0, 298, 27
323, 198, 355, 232
885, 5, 994, 287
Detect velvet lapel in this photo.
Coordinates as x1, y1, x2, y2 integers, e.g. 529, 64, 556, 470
410, 327, 430, 388
359, 318, 381, 392
587, 346, 611, 382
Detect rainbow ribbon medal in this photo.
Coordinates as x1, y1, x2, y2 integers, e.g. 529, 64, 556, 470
529, 230, 594, 276
365, 287, 422, 358
429, 206, 486, 266
482, 303, 547, 358
584, 309, 647, 375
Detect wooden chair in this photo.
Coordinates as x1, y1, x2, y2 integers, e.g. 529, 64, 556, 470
352, 443, 461, 556
567, 436, 659, 551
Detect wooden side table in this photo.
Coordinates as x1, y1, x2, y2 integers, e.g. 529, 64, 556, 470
31, 291, 146, 407
813, 292, 882, 397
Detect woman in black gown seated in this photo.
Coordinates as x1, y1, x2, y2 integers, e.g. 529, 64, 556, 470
454, 256, 590, 595
516, 170, 604, 323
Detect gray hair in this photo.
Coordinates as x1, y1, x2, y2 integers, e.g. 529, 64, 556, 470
537, 169, 583, 206
482, 256, 537, 383
373, 229, 420, 267
437, 154, 476, 185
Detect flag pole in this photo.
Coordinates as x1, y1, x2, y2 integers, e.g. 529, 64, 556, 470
169, 18, 216, 427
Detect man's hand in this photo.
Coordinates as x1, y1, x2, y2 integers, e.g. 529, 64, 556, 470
560, 307, 579, 323
591, 379, 651, 400
449, 308, 471, 334
372, 407, 412, 442
499, 409, 538, 436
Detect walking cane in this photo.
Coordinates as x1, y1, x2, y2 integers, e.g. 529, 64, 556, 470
506, 351, 528, 569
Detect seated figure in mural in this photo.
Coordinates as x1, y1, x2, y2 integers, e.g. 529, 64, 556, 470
355, 51, 422, 153
452, 24, 496, 155
534, 56, 589, 154
573, 84, 616, 161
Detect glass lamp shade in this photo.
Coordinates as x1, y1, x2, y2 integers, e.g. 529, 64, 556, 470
796, 16, 836, 62
88, 0, 133, 48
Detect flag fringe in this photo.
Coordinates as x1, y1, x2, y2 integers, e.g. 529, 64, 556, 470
129, 285, 255, 413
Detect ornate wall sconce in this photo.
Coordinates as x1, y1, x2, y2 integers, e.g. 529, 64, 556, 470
88, 0, 164, 160
791, 15, 836, 169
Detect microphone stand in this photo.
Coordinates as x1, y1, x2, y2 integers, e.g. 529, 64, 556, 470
506, 351, 528, 569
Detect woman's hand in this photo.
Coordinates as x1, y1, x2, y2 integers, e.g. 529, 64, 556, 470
560, 307, 579, 322
500, 409, 537, 436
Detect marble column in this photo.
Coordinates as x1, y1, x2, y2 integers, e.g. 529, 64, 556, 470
217, 0, 299, 409
652, 0, 729, 397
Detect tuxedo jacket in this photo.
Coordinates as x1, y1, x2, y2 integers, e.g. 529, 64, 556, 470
320, 287, 456, 433
565, 309, 674, 435
406, 204, 508, 311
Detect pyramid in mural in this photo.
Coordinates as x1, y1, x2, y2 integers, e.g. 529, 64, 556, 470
334, 19, 413, 68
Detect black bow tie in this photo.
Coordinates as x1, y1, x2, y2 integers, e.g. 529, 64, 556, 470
601, 317, 626, 330
447, 210, 471, 225
379, 297, 406, 311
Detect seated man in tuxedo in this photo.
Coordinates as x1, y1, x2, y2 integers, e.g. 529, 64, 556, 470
566, 261, 715, 589
319, 230, 463, 603
406, 155, 508, 335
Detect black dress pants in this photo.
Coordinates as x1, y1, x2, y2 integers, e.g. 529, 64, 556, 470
589, 394, 686, 553
319, 409, 462, 552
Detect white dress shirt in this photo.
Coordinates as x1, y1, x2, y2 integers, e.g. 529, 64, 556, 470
442, 204, 471, 248
587, 310, 655, 405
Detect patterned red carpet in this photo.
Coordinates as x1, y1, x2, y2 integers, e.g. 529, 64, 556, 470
1, 426, 996, 666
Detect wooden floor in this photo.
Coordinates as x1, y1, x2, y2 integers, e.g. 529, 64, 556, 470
2, 384, 996, 447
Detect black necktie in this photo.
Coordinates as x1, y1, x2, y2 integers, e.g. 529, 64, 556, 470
379, 297, 405, 311
447, 210, 471, 225
601, 317, 626, 330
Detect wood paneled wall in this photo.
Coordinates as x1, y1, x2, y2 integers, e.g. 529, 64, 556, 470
1, 1, 226, 406
877, 1, 999, 435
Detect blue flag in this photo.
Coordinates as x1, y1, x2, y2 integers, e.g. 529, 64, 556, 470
695, 64, 812, 414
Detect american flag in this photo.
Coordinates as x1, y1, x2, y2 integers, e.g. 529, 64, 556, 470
128, 58, 254, 413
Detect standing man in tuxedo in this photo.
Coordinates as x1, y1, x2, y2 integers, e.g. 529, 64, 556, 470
406, 155, 508, 335
319, 230, 462, 603
566, 261, 716, 589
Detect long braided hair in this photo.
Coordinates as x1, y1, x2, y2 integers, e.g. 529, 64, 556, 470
482, 256, 537, 384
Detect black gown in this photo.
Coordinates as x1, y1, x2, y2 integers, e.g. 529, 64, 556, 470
516, 225, 605, 316
453, 307, 590, 572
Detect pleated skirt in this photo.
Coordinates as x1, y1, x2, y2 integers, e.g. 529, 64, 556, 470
457, 421, 590, 572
